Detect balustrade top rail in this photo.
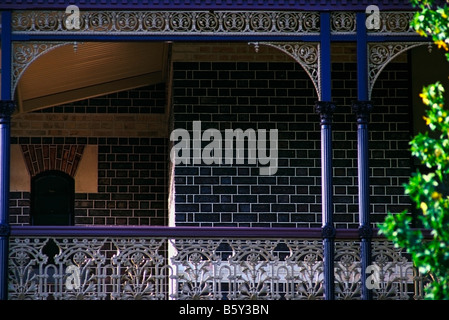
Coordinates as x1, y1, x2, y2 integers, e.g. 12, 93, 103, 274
10, 225, 432, 239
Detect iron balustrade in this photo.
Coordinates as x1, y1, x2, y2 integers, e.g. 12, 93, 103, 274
8, 226, 431, 300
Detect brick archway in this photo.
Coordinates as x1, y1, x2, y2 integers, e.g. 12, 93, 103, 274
20, 144, 85, 178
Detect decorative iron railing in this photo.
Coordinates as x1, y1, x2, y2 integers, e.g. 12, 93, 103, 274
8, 226, 430, 300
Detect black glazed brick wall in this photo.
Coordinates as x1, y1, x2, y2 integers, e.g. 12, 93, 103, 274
10, 137, 168, 226
172, 60, 412, 228
10, 136, 168, 226
9, 60, 412, 229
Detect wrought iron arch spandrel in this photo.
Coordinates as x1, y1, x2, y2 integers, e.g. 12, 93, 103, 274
368, 42, 429, 100
11, 41, 71, 97
250, 42, 321, 99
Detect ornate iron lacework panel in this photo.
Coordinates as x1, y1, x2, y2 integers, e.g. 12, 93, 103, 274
11, 41, 68, 96
8, 236, 430, 300
368, 11, 416, 35
329, 11, 416, 35
11, 11, 321, 35
367, 42, 428, 99
11, 10, 419, 36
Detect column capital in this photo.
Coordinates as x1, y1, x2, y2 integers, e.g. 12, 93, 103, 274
315, 101, 336, 125
352, 100, 373, 124
0, 100, 16, 119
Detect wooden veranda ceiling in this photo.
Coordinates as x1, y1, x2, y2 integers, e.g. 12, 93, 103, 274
15, 42, 169, 113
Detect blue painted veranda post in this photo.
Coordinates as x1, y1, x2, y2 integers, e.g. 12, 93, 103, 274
0, 10, 15, 300
0, 101, 15, 300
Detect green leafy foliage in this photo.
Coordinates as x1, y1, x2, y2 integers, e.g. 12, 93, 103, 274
379, 82, 449, 299
378, 0, 449, 300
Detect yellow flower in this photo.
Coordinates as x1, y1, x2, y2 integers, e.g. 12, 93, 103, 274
431, 191, 442, 200
420, 93, 430, 105
420, 202, 428, 214
436, 40, 449, 51
417, 30, 426, 36
423, 116, 431, 125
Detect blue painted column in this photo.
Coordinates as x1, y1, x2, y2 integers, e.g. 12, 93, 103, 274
0, 10, 15, 300
355, 12, 374, 300
316, 12, 336, 300
0, 102, 15, 300
315, 101, 336, 300
352, 101, 373, 300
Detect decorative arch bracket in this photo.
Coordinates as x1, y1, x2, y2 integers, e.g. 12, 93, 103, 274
367, 42, 429, 100
11, 41, 74, 97
249, 42, 321, 99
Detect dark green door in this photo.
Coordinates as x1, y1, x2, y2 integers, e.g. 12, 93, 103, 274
31, 170, 74, 226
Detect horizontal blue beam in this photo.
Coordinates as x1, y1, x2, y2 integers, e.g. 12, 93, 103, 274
366, 35, 428, 42
10, 225, 431, 239
331, 35, 427, 42
10, 226, 329, 238
0, 0, 417, 11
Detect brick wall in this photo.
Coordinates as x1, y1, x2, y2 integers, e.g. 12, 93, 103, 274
12, 84, 168, 138
9, 43, 413, 229
370, 61, 413, 223
171, 45, 412, 228
10, 84, 169, 226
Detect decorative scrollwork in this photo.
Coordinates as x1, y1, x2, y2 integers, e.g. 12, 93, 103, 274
8, 236, 423, 300
8, 238, 49, 300
334, 241, 362, 300
250, 42, 321, 99
331, 12, 356, 34
33, 11, 62, 31
88, 12, 113, 32
11, 10, 321, 35
170, 238, 222, 300
250, 12, 273, 33
276, 12, 300, 32
196, 12, 219, 32
285, 240, 324, 300
142, 12, 166, 32
170, 12, 193, 32
9, 10, 411, 36
368, 42, 427, 99
302, 12, 320, 32
222, 12, 246, 32
227, 239, 279, 300
53, 238, 108, 300
112, 238, 167, 300
371, 241, 413, 300
116, 12, 140, 32
369, 12, 415, 35
11, 41, 69, 97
